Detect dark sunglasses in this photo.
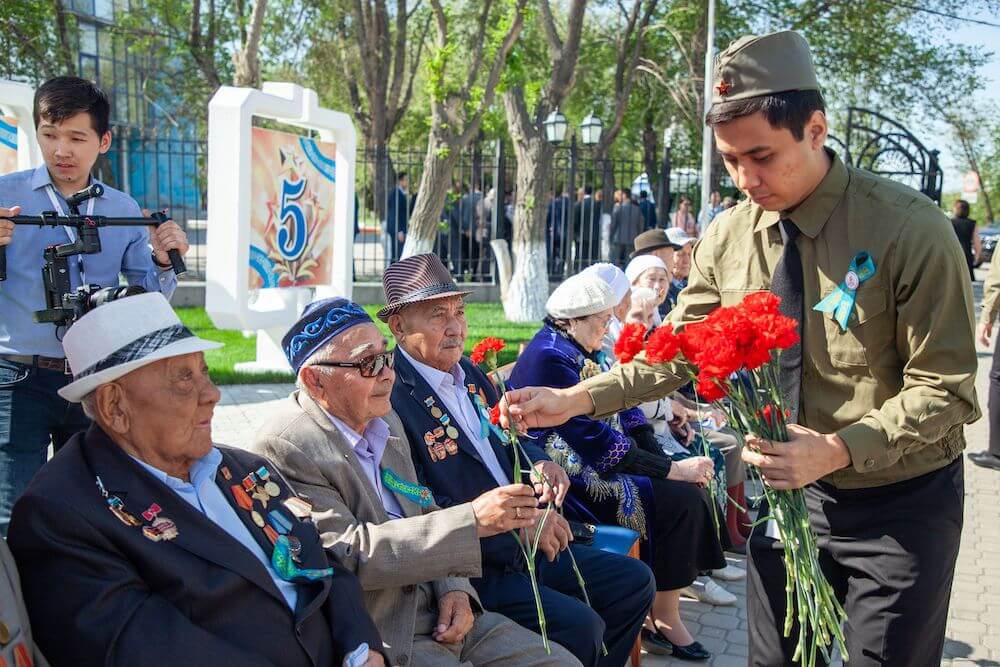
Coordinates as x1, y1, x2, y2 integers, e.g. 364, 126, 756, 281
313, 351, 394, 378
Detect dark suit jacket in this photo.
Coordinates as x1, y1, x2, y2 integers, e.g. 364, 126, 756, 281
390, 351, 550, 582
573, 197, 602, 255
385, 186, 409, 236
7, 426, 382, 667
612, 201, 644, 246
638, 199, 657, 230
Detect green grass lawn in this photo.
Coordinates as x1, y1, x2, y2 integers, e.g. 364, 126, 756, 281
176, 303, 540, 385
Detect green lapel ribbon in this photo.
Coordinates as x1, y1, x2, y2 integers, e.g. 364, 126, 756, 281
813, 251, 876, 330
271, 535, 335, 581
381, 467, 433, 508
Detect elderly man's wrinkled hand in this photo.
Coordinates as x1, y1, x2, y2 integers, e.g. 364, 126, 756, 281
471, 483, 540, 538
535, 511, 573, 562
0, 206, 21, 247
433, 591, 476, 644
532, 460, 570, 507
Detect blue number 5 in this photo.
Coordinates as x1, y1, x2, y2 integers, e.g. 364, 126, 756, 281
277, 177, 307, 260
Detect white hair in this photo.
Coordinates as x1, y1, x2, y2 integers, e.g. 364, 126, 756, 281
80, 391, 98, 419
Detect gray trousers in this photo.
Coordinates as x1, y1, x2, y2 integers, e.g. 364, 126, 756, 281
410, 611, 582, 667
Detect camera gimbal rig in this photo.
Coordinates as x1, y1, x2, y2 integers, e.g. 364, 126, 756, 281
0, 183, 186, 327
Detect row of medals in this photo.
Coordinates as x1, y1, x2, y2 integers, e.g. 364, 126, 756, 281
424, 397, 460, 461
102, 465, 302, 563
228, 466, 303, 563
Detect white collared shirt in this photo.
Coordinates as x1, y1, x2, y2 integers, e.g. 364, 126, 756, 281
398, 346, 511, 487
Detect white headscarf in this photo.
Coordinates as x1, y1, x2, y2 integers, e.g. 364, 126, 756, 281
625, 255, 668, 284
581, 262, 631, 303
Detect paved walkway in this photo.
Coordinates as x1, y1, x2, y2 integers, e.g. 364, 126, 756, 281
212, 274, 1000, 666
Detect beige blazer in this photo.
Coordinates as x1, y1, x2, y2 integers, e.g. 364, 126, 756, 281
247, 390, 482, 666
0, 538, 49, 667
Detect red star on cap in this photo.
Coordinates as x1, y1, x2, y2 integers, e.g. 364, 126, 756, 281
716, 80, 732, 96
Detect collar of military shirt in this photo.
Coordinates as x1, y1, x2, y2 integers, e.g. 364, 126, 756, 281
753, 148, 850, 238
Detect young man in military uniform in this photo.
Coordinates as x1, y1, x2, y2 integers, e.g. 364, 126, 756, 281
502, 30, 979, 666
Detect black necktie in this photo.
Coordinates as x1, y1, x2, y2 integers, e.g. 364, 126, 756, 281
770, 219, 803, 423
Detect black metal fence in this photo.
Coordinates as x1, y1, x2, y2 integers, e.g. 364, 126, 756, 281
99, 124, 209, 280
354, 138, 704, 283
93, 126, 704, 284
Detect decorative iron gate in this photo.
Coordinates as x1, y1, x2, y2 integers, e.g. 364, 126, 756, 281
831, 107, 943, 204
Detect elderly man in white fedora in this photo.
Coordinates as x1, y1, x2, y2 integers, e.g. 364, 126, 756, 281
247, 297, 578, 667
6, 292, 385, 667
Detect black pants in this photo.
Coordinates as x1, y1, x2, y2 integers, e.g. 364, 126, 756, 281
988, 340, 1000, 457
478, 544, 655, 667
747, 459, 964, 667
647, 477, 726, 591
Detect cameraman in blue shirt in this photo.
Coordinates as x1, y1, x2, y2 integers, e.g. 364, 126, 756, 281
0, 77, 189, 534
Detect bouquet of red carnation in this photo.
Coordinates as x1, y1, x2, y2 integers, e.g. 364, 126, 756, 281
615, 294, 847, 667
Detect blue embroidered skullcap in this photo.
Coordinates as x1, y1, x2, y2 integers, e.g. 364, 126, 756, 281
282, 298, 373, 374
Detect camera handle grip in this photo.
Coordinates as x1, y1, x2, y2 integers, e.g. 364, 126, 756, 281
148, 211, 187, 276
0, 245, 5, 282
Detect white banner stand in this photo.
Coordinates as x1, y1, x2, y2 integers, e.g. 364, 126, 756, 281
205, 82, 356, 374
0, 79, 41, 171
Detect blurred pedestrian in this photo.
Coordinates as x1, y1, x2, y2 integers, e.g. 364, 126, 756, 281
951, 199, 980, 281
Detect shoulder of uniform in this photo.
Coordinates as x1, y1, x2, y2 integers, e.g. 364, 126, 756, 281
846, 165, 940, 219
701, 199, 757, 242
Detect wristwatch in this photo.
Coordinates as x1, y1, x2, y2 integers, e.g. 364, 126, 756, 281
151, 251, 172, 269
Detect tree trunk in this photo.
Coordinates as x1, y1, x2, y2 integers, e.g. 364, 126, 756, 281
232, 0, 267, 87
642, 111, 659, 190
402, 137, 458, 259
52, 0, 75, 76
503, 130, 552, 322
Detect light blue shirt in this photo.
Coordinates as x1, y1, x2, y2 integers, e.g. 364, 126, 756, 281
131, 447, 299, 611
0, 165, 177, 357
399, 346, 511, 487
324, 412, 406, 519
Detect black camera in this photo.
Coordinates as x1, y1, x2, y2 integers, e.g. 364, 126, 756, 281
0, 184, 185, 329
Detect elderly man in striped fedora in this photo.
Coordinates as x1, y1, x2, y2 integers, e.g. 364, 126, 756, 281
384, 253, 655, 667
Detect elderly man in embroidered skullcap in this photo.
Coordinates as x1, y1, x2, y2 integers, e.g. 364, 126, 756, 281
6, 292, 384, 667
247, 297, 579, 667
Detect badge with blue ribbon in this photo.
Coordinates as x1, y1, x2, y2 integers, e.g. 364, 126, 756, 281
813, 251, 876, 330
471, 392, 509, 444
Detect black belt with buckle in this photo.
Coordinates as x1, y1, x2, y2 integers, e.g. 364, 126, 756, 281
0, 354, 70, 374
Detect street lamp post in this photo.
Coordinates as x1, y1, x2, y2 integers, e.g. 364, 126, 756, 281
543, 108, 568, 145
660, 122, 679, 223
700, 0, 717, 223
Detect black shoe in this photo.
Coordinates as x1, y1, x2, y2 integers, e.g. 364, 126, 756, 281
670, 640, 711, 661
969, 452, 1000, 471
640, 628, 673, 656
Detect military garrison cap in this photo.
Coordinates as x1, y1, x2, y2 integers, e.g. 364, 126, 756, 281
710, 30, 820, 107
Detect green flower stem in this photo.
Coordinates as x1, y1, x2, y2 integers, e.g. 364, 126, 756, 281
677, 355, 848, 666
490, 366, 549, 653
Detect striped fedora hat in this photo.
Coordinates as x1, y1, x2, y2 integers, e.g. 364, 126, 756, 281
378, 254, 472, 321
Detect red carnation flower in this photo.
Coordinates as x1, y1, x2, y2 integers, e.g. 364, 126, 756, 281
741, 292, 781, 317
695, 374, 728, 402
646, 324, 681, 365
471, 337, 506, 366
614, 322, 648, 363
489, 404, 500, 426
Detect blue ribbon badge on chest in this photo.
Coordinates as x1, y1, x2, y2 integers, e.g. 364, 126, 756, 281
812, 251, 876, 330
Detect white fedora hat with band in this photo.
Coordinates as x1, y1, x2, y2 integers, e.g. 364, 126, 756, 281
58, 292, 222, 403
